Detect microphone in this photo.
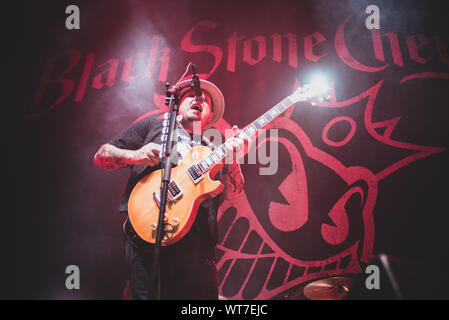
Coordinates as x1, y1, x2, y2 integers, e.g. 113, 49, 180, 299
191, 64, 205, 103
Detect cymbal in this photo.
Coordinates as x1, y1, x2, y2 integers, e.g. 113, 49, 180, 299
303, 277, 355, 300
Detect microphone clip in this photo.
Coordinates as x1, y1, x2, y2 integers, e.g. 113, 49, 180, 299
191, 64, 205, 103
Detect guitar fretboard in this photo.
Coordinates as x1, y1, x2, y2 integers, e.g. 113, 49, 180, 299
197, 95, 296, 172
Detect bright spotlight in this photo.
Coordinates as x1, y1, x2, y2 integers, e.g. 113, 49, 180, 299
309, 75, 330, 95
302, 74, 331, 105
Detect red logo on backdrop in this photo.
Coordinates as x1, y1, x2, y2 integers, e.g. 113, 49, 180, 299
29, 15, 449, 119
214, 78, 445, 299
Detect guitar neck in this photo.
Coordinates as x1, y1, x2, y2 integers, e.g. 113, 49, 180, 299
197, 94, 297, 173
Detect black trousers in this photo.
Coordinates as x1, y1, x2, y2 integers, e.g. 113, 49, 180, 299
124, 220, 218, 300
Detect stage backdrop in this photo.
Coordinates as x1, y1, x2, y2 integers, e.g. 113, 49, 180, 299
5, 0, 449, 299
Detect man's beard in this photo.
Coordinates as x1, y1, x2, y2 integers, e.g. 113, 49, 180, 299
186, 111, 202, 122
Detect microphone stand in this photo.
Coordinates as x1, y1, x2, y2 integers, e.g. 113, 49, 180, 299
149, 82, 180, 300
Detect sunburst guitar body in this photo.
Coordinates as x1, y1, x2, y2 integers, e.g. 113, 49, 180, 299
128, 145, 224, 246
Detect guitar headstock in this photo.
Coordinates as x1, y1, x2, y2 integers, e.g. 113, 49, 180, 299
289, 77, 332, 105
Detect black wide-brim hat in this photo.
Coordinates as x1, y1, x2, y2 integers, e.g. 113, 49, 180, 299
176, 79, 225, 129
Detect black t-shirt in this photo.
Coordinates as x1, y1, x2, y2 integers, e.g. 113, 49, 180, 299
108, 116, 222, 245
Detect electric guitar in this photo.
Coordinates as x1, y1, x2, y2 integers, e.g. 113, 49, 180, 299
128, 80, 331, 245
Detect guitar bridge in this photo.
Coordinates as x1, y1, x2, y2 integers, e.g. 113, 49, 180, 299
153, 192, 162, 207
152, 180, 182, 208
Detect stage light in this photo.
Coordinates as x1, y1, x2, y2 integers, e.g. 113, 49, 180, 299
304, 74, 331, 105
310, 75, 330, 95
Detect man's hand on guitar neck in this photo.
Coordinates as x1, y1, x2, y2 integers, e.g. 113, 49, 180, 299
224, 125, 251, 163
94, 143, 161, 171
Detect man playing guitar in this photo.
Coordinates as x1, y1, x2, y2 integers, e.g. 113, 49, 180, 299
94, 72, 248, 299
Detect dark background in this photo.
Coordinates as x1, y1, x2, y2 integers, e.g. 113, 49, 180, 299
3, 0, 449, 299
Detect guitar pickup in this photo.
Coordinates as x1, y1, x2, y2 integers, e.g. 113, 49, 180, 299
167, 181, 183, 200
187, 165, 204, 184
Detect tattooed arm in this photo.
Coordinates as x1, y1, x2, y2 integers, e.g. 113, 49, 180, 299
221, 125, 248, 199
94, 143, 161, 171
221, 162, 245, 199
